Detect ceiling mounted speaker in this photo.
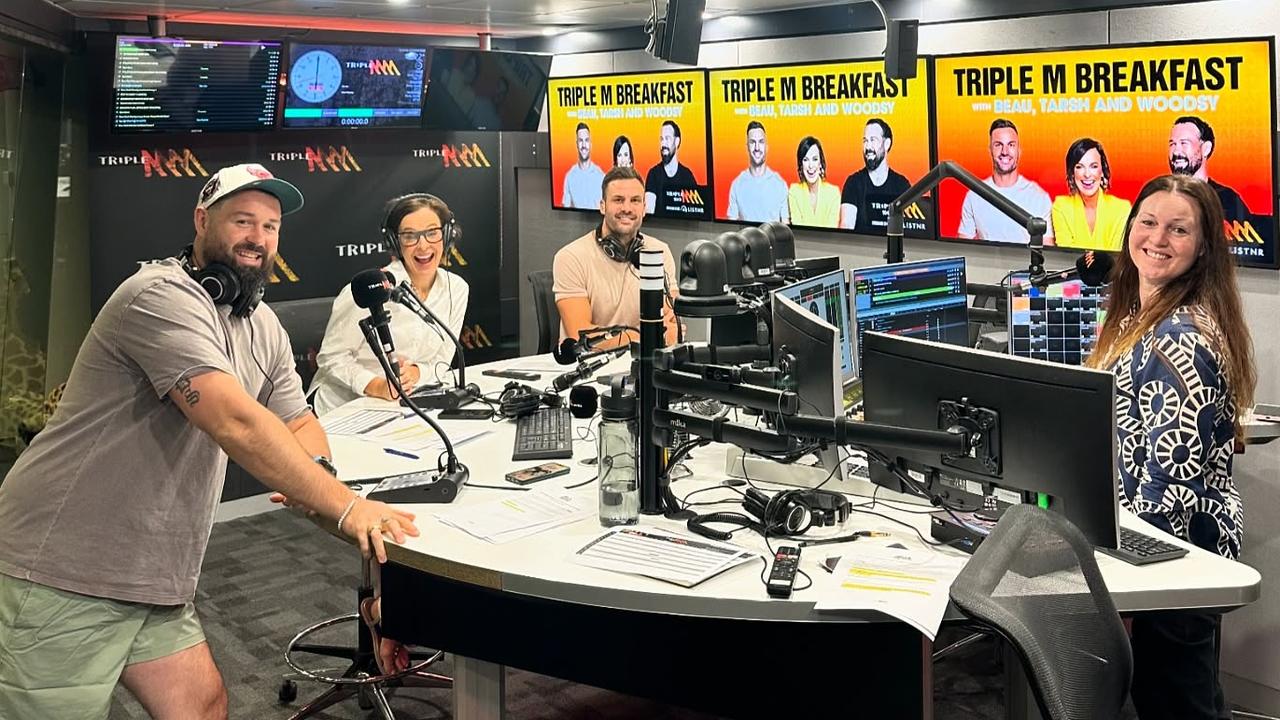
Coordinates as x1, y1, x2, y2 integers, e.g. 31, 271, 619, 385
651, 0, 705, 66
885, 18, 918, 80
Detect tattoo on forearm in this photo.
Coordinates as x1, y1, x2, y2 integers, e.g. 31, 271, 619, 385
176, 377, 201, 406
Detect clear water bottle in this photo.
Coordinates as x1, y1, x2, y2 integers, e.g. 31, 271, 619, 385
598, 382, 638, 527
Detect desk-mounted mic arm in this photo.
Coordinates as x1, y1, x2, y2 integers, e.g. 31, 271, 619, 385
887, 160, 1047, 276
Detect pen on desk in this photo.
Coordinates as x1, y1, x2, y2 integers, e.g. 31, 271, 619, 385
383, 448, 419, 460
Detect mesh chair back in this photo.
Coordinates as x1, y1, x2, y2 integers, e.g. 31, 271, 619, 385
268, 297, 335, 392
527, 270, 560, 355
949, 504, 1132, 720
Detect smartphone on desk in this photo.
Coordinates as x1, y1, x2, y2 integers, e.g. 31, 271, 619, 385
438, 407, 494, 421
483, 368, 541, 381
505, 462, 571, 485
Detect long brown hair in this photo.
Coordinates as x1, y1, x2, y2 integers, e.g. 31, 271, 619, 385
1088, 174, 1255, 422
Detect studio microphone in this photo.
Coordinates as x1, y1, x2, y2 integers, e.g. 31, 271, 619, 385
553, 337, 579, 365
351, 268, 400, 377
569, 385, 599, 419
1017, 251, 1115, 289
551, 353, 616, 392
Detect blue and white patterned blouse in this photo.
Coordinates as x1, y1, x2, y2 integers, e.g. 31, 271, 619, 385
1110, 305, 1241, 560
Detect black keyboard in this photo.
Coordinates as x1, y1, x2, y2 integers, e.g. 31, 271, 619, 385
1099, 527, 1190, 565
512, 407, 573, 461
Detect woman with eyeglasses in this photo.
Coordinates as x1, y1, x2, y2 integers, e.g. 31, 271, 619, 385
311, 193, 470, 415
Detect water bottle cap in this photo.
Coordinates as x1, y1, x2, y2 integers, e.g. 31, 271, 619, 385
600, 383, 636, 420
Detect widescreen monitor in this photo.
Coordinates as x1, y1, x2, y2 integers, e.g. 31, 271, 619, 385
773, 269, 856, 380
112, 36, 281, 133
933, 38, 1276, 268
862, 332, 1118, 548
547, 70, 713, 220
772, 294, 844, 481
850, 256, 969, 370
422, 48, 551, 131
283, 42, 426, 128
1007, 275, 1109, 365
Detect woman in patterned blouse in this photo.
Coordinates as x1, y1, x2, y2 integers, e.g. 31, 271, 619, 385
1088, 173, 1256, 720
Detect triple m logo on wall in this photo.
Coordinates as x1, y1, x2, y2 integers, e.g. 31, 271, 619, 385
412, 142, 492, 169
97, 148, 208, 177
268, 145, 363, 173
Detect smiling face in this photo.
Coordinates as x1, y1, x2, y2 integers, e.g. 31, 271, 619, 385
576, 128, 592, 162
615, 140, 632, 167
598, 176, 645, 241
801, 144, 823, 184
397, 206, 447, 285
863, 123, 889, 170
1168, 121, 1208, 177
747, 127, 767, 168
990, 127, 1020, 176
1073, 148, 1103, 198
1127, 190, 1202, 303
659, 124, 679, 163
194, 189, 279, 279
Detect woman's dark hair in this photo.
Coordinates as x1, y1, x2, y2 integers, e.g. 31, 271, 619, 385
795, 136, 826, 182
612, 135, 632, 167
382, 193, 459, 257
1089, 173, 1255, 425
1064, 137, 1113, 194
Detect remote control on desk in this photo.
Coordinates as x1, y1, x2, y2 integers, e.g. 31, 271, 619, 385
766, 546, 801, 598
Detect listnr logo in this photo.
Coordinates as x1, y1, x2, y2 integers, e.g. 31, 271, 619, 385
305, 146, 362, 173
679, 189, 705, 205
369, 59, 401, 76
441, 143, 491, 169
903, 202, 926, 221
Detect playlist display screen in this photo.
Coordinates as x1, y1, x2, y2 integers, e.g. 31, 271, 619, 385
112, 36, 282, 133
283, 42, 426, 128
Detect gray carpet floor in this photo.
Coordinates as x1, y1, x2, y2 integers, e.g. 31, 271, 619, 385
103, 509, 1038, 719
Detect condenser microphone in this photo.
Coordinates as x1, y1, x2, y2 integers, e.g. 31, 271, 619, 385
554, 337, 579, 365
551, 354, 615, 392
569, 385, 599, 419
351, 268, 399, 377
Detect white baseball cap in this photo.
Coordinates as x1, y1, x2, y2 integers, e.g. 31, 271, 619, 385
196, 163, 305, 216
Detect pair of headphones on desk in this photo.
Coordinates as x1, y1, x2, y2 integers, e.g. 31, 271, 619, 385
686, 487, 850, 541
179, 245, 262, 319
381, 193, 460, 260
498, 382, 561, 419
595, 224, 644, 268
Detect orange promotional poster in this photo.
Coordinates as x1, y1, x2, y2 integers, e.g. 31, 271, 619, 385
934, 39, 1276, 268
548, 70, 712, 220
708, 59, 932, 237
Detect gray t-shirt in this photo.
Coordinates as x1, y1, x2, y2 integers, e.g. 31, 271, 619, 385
0, 258, 309, 605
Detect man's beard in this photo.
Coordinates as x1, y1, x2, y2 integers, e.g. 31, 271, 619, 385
660, 147, 672, 163
1169, 154, 1200, 176
864, 150, 885, 171
207, 242, 272, 301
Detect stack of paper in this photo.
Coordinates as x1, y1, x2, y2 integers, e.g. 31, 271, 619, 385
363, 416, 490, 452
813, 542, 969, 640
437, 490, 593, 543
571, 527, 760, 588
320, 408, 405, 436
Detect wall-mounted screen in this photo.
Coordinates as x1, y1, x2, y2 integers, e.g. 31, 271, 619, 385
934, 38, 1277, 268
422, 49, 551, 131
112, 36, 281, 133
283, 42, 426, 129
548, 70, 712, 220
709, 58, 933, 237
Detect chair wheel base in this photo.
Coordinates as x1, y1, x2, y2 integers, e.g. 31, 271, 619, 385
278, 679, 298, 704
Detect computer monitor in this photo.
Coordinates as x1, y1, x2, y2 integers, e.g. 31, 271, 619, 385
773, 270, 856, 381
283, 41, 427, 129
422, 48, 551, 131
850, 256, 969, 370
1007, 275, 1109, 365
862, 332, 1118, 548
772, 294, 843, 481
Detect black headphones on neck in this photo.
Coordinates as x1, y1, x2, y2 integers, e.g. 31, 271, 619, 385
381, 193, 460, 262
179, 245, 262, 319
595, 223, 644, 268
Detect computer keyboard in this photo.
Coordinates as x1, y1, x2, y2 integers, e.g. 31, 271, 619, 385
1099, 527, 1190, 565
512, 407, 573, 461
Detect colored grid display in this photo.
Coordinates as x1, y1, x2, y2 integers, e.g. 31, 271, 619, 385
774, 270, 856, 380
851, 257, 969, 369
113, 37, 281, 133
1008, 279, 1108, 365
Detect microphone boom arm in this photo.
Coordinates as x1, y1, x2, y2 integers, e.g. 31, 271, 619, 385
391, 283, 468, 389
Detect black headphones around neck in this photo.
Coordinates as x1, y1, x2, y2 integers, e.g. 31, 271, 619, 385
381, 193, 459, 262
595, 224, 644, 268
179, 245, 262, 319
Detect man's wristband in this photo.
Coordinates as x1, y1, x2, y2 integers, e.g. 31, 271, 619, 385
337, 497, 359, 533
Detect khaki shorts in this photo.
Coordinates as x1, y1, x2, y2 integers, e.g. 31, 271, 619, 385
0, 573, 206, 720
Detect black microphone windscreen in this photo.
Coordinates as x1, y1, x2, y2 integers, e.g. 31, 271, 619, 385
1077, 251, 1115, 287
351, 269, 393, 309
569, 384, 599, 419
553, 337, 579, 365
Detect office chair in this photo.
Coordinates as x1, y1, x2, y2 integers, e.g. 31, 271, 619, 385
279, 561, 451, 719
949, 504, 1132, 720
527, 269, 560, 355
269, 296, 336, 392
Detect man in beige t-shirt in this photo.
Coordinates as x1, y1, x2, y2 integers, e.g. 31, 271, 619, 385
553, 165, 678, 348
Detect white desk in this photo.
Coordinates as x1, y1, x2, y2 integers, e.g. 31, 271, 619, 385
327, 354, 1262, 719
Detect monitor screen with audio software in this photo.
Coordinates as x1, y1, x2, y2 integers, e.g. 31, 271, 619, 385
1007, 275, 1109, 365
850, 256, 969, 369
773, 269, 856, 381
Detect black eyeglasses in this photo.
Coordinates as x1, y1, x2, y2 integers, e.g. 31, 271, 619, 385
397, 227, 444, 247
